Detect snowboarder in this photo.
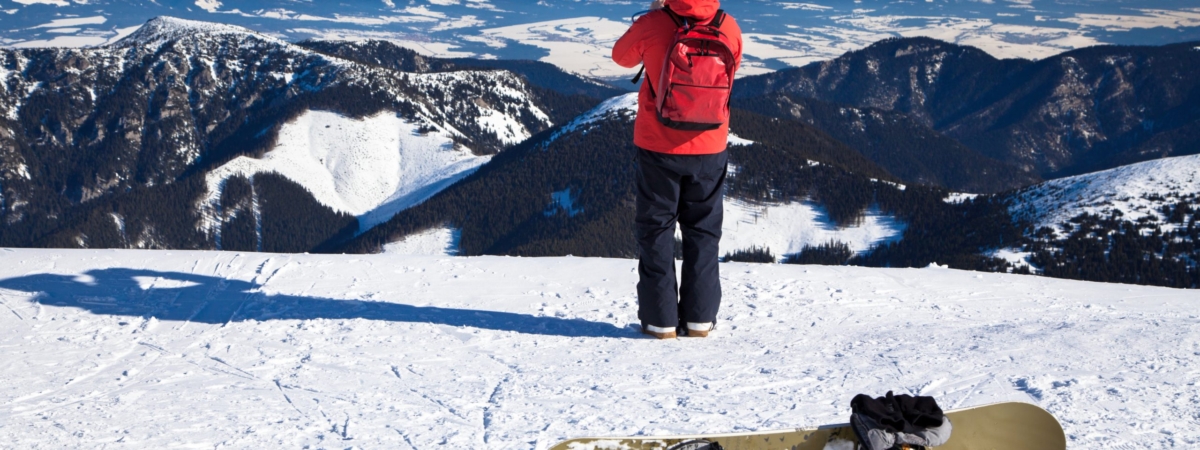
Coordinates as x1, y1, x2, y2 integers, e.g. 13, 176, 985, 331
612, 0, 743, 339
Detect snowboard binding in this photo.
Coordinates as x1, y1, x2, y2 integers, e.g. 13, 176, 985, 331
667, 439, 724, 450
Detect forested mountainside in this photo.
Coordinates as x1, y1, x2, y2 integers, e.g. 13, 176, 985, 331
295, 39, 625, 125
0, 17, 608, 252
732, 93, 1041, 193
349, 92, 1197, 288
734, 37, 1200, 178
1, 17, 1195, 288
296, 40, 625, 98
1003, 154, 1200, 288
339, 95, 1020, 275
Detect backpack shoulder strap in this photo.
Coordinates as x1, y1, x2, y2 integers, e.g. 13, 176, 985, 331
710, 10, 726, 28
662, 5, 686, 28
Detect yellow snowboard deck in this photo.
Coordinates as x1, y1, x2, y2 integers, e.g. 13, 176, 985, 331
549, 401, 1065, 450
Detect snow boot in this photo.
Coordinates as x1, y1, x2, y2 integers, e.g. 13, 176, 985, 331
643, 323, 677, 339
682, 322, 714, 337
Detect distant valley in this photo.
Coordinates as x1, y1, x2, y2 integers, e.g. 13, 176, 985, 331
4, 0, 1200, 81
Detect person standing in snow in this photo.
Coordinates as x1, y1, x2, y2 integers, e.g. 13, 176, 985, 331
612, 0, 743, 339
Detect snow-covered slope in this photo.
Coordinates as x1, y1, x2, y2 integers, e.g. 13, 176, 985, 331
0, 16, 558, 250
115, 16, 268, 48
1008, 153, 1200, 236
0, 248, 1195, 449
381, 227, 461, 255
107, 16, 553, 151
721, 199, 905, 258
203, 110, 489, 236
544, 92, 637, 146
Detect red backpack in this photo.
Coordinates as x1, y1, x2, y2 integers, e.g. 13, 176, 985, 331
633, 7, 738, 131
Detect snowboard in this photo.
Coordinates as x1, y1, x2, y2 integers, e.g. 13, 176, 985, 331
548, 401, 1065, 450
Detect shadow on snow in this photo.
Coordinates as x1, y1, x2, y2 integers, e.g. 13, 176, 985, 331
0, 268, 630, 339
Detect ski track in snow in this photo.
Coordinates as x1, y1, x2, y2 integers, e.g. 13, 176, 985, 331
0, 248, 1196, 449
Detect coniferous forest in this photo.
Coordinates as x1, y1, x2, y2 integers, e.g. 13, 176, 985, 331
1026, 208, 1200, 288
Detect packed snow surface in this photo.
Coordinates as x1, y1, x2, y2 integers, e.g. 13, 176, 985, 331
0, 248, 1196, 449
1008, 153, 1200, 236
205, 110, 489, 234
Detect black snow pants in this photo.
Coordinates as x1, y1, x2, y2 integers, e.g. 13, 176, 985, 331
635, 148, 727, 329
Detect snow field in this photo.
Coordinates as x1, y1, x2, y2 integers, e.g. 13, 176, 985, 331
0, 248, 1196, 449
988, 248, 1034, 270
482, 17, 639, 80
203, 109, 490, 236
721, 199, 905, 258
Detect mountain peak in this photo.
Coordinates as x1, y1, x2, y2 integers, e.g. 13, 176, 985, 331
114, 16, 264, 48
860, 36, 999, 62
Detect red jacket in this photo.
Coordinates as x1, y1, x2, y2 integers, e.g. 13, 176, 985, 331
612, 0, 742, 155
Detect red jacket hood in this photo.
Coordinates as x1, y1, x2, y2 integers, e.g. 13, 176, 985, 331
666, 0, 720, 20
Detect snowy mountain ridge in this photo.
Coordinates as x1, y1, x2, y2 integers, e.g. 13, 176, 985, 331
735, 38, 1200, 179
114, 16, 271, 49
543, 92, 637, 146
544, 93, 755, 149
992, 153, 1200, 287
0, 16, 563, 252
1009, 153, 1200, 236
0, 15, 552, 155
